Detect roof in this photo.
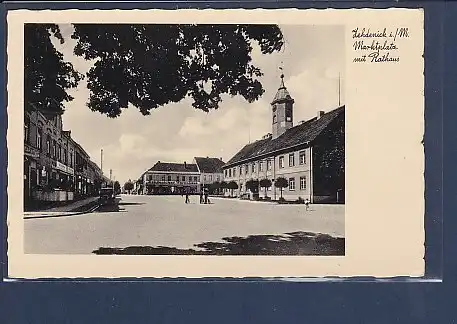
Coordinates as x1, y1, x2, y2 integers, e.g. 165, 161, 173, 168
225, 106, 344, 167
149, 162, 199, 173
271, 74, 294, 105
194, 157, 225, 173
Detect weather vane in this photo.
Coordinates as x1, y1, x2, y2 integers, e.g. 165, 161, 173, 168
279, 62, 284, 79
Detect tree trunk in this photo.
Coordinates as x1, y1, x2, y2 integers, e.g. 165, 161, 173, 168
280, 188, 283, 198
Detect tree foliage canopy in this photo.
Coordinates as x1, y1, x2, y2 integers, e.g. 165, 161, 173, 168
124, 180, 134, 191
274, 177, 288, 189
71, 24, 283, 117
259, 178, 272, 188
246, 179, 259, 192
25, 24, 84, 116
24, 24, 284, 117
227, 181, 239, 190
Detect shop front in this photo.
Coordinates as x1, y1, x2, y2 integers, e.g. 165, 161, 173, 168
53, 160, 75, 201
24, 144, 40, 206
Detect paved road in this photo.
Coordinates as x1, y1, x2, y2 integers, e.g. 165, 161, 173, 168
24, 194, 344, 254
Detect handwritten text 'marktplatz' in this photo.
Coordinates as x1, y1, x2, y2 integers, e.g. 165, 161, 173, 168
353, 40, 398, 52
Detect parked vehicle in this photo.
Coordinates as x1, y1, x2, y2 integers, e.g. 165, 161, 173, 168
99, 187, 115, 205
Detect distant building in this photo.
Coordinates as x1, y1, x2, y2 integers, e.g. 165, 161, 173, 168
193, 157, 225, 189
223, 74, 345, 203
141, 161, 200, 195
138, 157, 225, 195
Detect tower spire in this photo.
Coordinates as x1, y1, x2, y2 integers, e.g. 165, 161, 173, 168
279, 63, 285, 88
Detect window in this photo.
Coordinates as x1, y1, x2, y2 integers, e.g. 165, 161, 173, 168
259, 161, 263, 172
148, 175, 153, 181
229, 169, 232, 177
289, 153, 295, 167
194, 176, 198, 182
224, 170, 227, 177
37, 129, 42, 150
209, 175, 212, 182
182, 176, 186, 182
204, 175, 207, 182
300, 176, 307, 190
267, 159, 272, 170
161, 175, 166, 182
245, 164, 248, 175
233, 167, 236, 177
167, 175, 172, 182
239, 166, 242, 175
252, 163, 255, 173
273, 114, 277, 124
69, 151, 73, 167
63, 148, 67, 164
279, 156, 284, 168
286, 103, 293, 121
299, 151, 306, 165
58, 145, 62, 161
46, 137, 51, 155
24, 122, 29, 143
289, 178, 295, 191
240, 184, 243, 192
52, 140, 56, 158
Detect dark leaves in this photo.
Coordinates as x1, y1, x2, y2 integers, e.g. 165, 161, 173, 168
24, 24, 83, 116
71, 24, 284, 117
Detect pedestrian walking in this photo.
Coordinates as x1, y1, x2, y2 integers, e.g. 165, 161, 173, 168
305, 198, 310, 211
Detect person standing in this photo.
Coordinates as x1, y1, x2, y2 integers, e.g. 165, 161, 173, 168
199, 188, 204, 204
204, 187, 210, 204
305, 198, 310, 211
185, 187, 190, 204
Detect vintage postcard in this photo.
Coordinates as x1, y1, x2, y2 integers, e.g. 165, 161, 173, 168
7, 8, 424, 278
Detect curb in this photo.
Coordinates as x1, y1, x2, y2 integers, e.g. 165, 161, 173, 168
24, 203, 100, 220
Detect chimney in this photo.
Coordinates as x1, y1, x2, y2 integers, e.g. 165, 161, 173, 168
317, 111, 325, 120
184, 161, 187, 168
220, 157, 223, 161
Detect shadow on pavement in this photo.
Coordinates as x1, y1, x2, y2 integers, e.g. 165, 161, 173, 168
92, 231, 345, 256
95, 198, 126, 213
118, 202, 145, 206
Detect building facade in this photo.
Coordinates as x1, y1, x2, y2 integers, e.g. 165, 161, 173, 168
24, 107, 105, 207
137, 157, 225, 195
193, 157, 225, 189
141, 161, 201, 195
222, 74, 345, 203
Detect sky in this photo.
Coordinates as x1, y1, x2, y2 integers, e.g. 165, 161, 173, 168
53, 24, 345, 185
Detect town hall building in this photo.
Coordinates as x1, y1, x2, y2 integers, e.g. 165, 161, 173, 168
222, 74, 345, 203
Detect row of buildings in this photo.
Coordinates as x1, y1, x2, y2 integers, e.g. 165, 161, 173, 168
134, 157, 225, 195
133, 74, 345, 203
24, 106, 110, 209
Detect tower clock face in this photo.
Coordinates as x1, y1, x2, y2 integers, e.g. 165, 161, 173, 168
286, 116, 292, 121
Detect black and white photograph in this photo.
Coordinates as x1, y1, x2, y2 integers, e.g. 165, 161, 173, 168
7, 9, 425, 278
22, 22, 345, 256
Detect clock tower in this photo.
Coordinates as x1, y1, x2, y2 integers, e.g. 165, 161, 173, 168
271, 73, 294, 139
